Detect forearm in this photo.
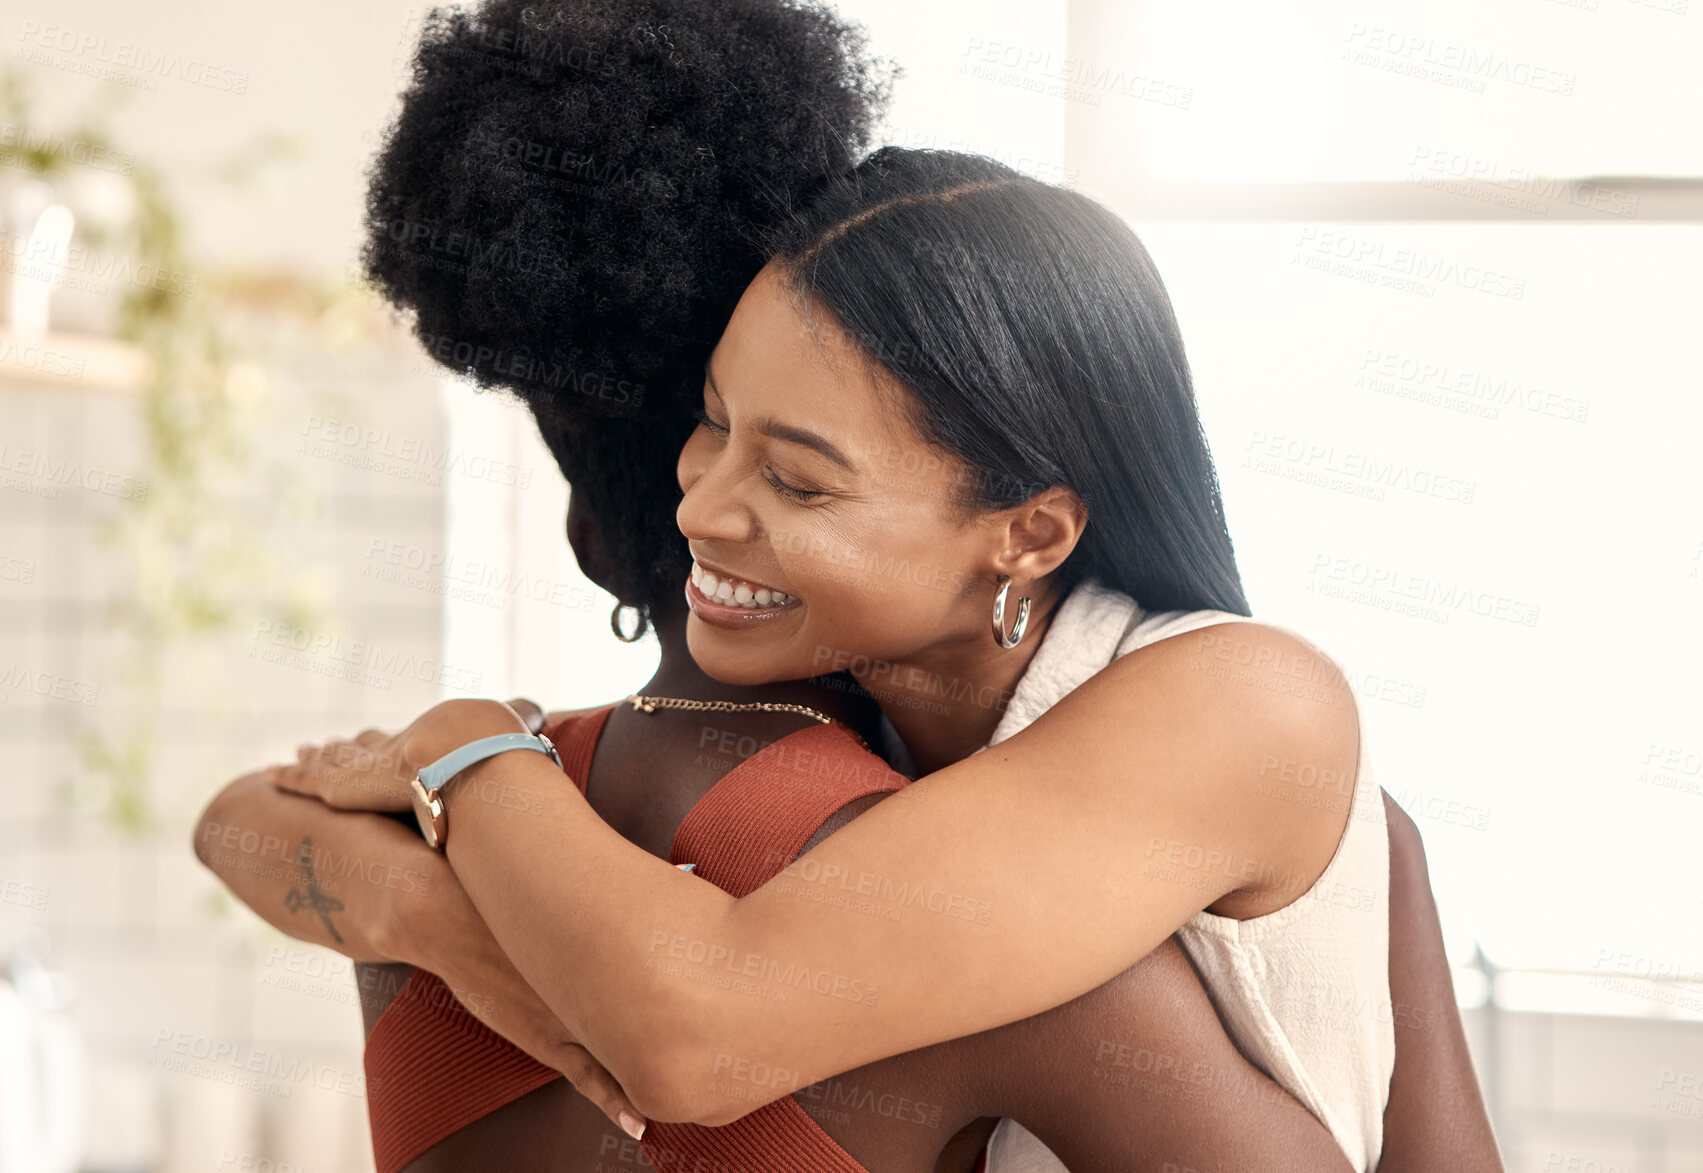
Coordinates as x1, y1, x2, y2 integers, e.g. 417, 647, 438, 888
389, 640, 1360, 1126
194, 772, 581, 1062
193, 772, 427, 963
438, 737, 735, 1120
1377, 792, 1503, 1172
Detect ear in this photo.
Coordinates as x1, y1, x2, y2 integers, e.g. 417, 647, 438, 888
986, 485, 1089, 585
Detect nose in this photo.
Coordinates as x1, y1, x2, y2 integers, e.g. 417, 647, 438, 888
676, 428, 756, 547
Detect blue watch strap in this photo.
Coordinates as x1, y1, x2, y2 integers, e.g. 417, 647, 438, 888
418, 732, 562, 793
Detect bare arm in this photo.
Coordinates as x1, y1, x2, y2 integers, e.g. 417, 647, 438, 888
192, 771, 420, 963
191, 771, 647, 1135
1377, 793, 1503, 1172
317, 623, 1360, 1124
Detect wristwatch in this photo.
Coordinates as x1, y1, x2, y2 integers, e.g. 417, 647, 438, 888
410, 731, 561, 851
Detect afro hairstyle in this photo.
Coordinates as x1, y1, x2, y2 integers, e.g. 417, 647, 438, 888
361, 0, 895, 636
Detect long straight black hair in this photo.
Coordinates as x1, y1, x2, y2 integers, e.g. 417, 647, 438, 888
756, 146, 1250, 616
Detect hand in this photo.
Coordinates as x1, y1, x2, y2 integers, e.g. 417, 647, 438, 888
269, 699, 530, 813
269, 725, 416, 813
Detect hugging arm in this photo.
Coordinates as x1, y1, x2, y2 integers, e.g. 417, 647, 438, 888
192, 771, 420, 965
293, 624, 1365, 1124
190, 771, 646, 1132
978, 798, 1500, 1173
1376, 794, 1503, 1171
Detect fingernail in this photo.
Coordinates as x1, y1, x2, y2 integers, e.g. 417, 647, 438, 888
618, 1110, 647, 1141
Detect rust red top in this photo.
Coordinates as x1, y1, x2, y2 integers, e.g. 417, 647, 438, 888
363, 703, 982, 1173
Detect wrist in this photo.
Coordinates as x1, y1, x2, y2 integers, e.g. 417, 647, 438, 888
404, 699, 529, 776
375, 848, 450, 970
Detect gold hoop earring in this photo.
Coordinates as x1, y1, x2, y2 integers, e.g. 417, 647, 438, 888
611, 603, 646, 643
991, 575, 1030, 649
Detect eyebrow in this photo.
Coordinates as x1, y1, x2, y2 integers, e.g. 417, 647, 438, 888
703, 355, 857, 473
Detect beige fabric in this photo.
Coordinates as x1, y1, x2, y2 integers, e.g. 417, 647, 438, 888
971, 577, 1396, 1172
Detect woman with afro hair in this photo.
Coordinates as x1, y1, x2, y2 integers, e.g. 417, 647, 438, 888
198, 0, 1500, 1169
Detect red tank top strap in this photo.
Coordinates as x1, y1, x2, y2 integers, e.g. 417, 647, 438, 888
542, 703, 617, 796
642, 721, 913, 1172
668, 721, 910, 894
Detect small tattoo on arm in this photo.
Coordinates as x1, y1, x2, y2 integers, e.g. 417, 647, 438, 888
284, 835, 346, 944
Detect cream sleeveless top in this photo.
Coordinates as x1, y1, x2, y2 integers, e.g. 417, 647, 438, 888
926, 576, 1396, 1172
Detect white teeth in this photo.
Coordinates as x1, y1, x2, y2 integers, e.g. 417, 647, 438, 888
691, 561, 797, 608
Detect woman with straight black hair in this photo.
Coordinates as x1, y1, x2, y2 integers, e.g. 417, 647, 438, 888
193, 0, 1499, 1166
270, 138, 1500, 1172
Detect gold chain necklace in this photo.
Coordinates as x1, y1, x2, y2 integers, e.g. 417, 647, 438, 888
624, 693, 869, 749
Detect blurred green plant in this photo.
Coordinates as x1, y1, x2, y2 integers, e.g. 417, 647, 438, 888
1, 65, 381, 835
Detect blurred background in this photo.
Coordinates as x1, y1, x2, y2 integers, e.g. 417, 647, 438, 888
0, 0, 1698, 1169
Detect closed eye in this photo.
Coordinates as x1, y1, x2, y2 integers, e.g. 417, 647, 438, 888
695, 406, 824, 502
764, 468, 824, 503
691, 405, 728, 435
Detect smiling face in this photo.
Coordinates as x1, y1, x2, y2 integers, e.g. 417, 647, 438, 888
676, 262, 1070, 688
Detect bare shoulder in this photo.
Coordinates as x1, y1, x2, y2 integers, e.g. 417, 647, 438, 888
544, 702, 621, 726
1083, 619, 1359, 748
1051, 620, 1363, 907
